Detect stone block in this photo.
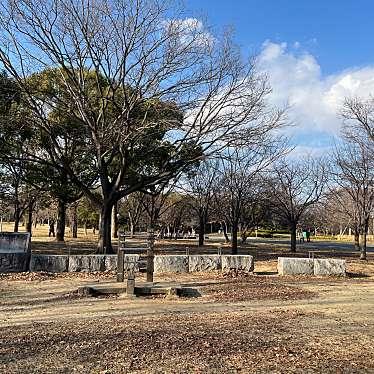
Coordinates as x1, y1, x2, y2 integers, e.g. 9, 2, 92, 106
221, 255, 254, 272
104, 254, 140, 271
314, 258, 346, 276
30, 255, 69, 272
68, 255, 106, 272
123, 255, 141, 271
104, 255, 117, 271
189, 255, 221, 272
277, 257, 314, 276
0, 253, 30, 272
154, 255, 188, 273
0, 232, 31, 253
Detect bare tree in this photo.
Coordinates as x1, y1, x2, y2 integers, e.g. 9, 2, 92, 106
141, 182, 178, 232
160, 195, 193, 239
0, 0, 285, 253
184, 159, 218, 246
215, 140, 284, 254
332, 97, 374, 259
341, 97, 374, 143
268, 157, 328, 252
333, 140, 374, 260
121, 192, 145, 236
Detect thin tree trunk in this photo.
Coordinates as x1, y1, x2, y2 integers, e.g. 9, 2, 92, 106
26, 201, 33, 235
354, 226, 360, 252
198, 215, 205, 246
231, 222, 238, 255
14, 200, 20, 233
111, 202, 119, 238
56, 199, 66, 242
290, 222, 297, 253
359, 224, 367, 260
72, 204, 78, 238
222, 221, 230, 242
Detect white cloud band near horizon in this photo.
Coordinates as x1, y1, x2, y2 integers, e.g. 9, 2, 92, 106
257, 41, 374, 154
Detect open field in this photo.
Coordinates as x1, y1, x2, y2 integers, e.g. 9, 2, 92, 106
1, 223, 374, 373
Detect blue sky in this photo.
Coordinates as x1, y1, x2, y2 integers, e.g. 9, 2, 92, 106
186, 1, 374, 153
187, 0, 373, 75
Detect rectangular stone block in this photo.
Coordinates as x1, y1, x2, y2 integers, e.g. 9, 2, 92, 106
0, 232, 31, 253
154, 255, 188, 273
105, 255, 140, 271
68, 255, 106, 272
189, 255, 221, 272
123, 255, 140, 271
30, 255, 69, 272
0, 253, 30, 272
278, 257, 314, 276
104, 255, 117, 271
314, 258, 346, 276
221, 255, 254, 272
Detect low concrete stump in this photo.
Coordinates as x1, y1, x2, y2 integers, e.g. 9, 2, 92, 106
189, 255, 221, 272
0, 253, 30, 272
154, 255, 189, 273
314, 258, 346, 276
222, 255, 254, 272
30, 255, 69, 273
278, 257, 314, 276
68, 255, 106, 272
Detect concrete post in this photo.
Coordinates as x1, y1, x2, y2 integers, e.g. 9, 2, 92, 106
127, 270, 135, 295
117, 232, 125, 282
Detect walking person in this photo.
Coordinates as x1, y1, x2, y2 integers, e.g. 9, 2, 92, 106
49, 219, 55, 237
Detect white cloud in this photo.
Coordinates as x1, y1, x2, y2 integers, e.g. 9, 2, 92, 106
257, 41, 374, 151
164, 18, 214, 51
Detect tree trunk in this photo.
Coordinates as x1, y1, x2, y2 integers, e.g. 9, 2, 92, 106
56, 200, 66, 242
222, 221, 230, 242
130, 222, 135, 237
14, 200, 20, 233
26, 201, 33, 235
231, 222, 238, 255
241, 231, 248, 243
359, 222, 368, 260
111, 202, 119, 238
97, 203, 114, 254
72, 205, 78, 238
290, 222, 297, 252
354, 226, 360, 252
198, 215, 206, 246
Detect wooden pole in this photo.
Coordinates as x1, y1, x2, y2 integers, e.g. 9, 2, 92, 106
147, 229, 155, 283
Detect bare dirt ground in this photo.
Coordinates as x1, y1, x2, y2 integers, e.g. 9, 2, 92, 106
1, 263, 374, 373
1, 224, 374, 373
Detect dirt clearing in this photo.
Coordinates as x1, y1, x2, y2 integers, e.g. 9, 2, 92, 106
1, 271, 374, 373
